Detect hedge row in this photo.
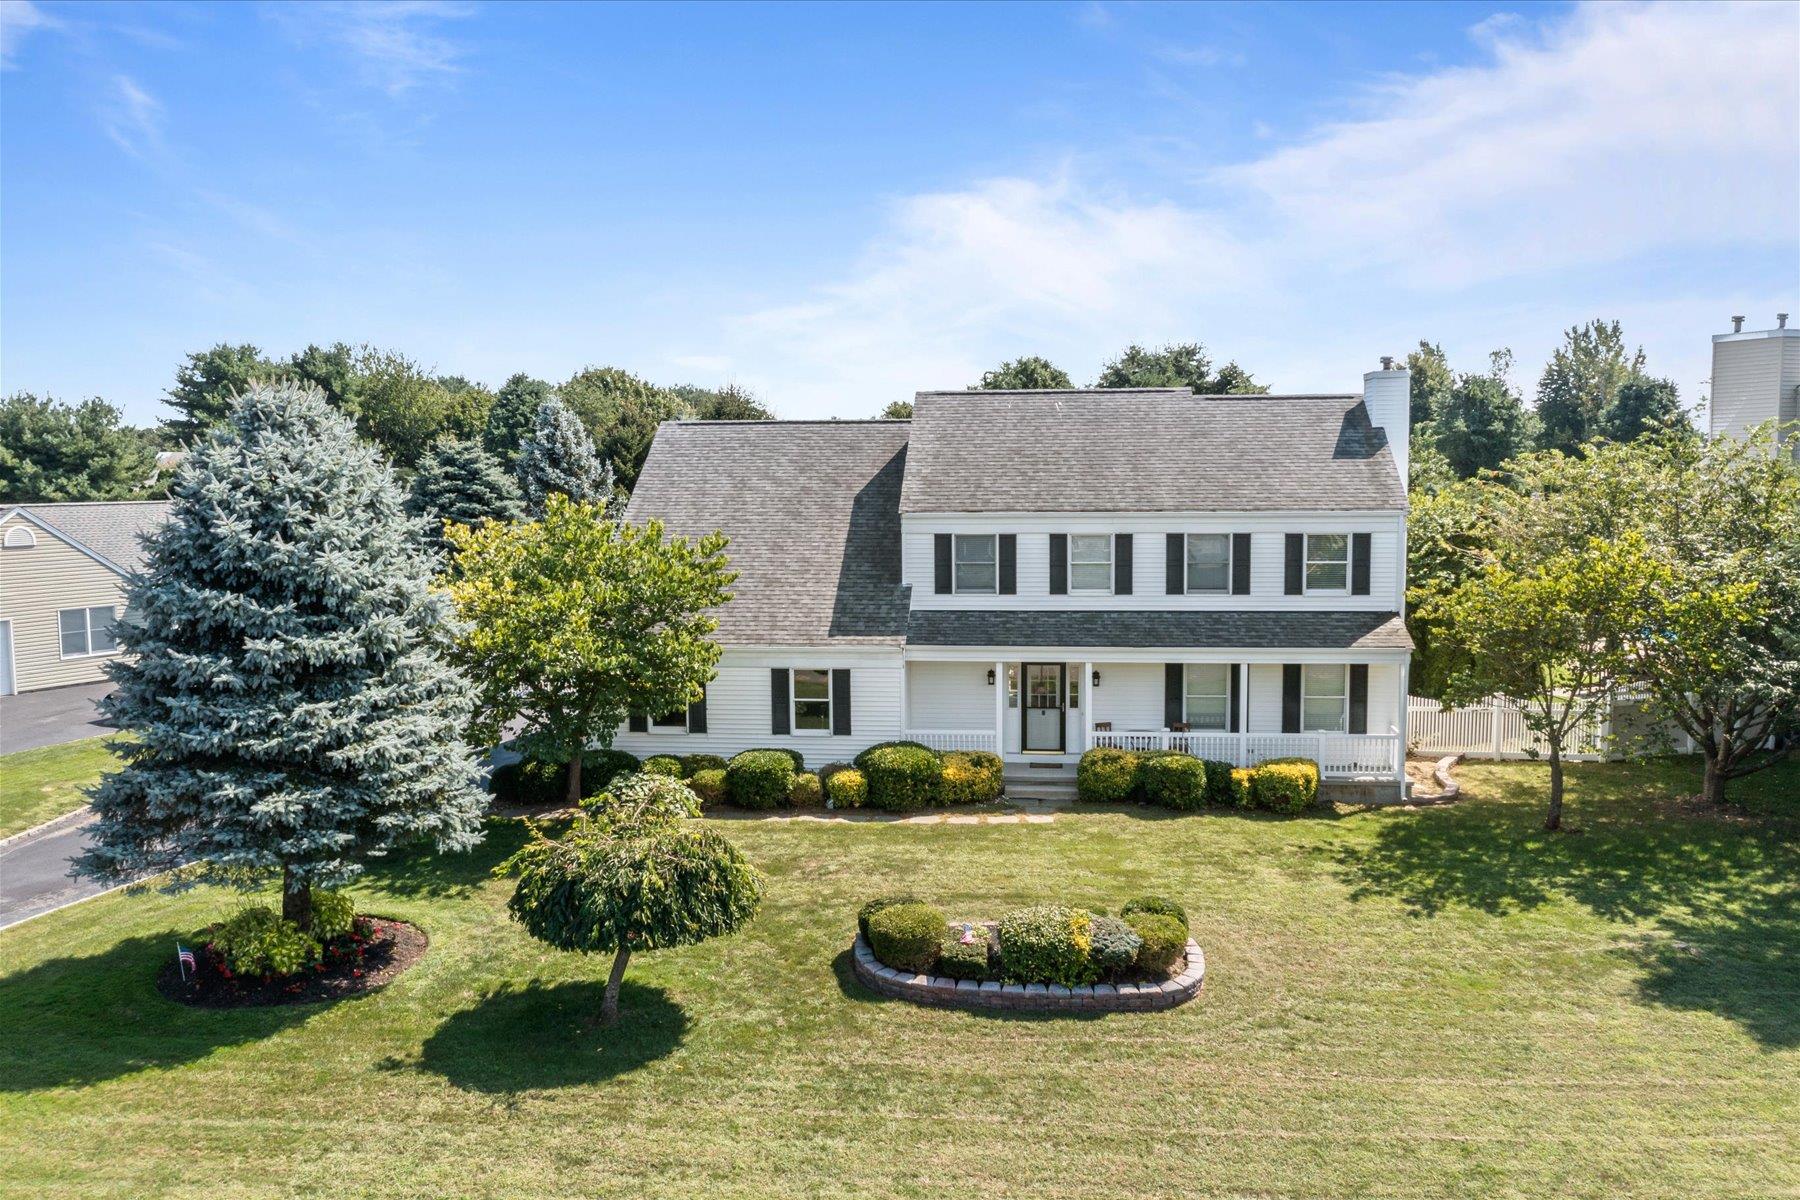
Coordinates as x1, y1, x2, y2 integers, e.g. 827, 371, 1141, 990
851, 742, 1005, 811
860, 894, 1192, 987
1075, 748, 1320, 813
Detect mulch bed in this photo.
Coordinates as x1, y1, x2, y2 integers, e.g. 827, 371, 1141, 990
155, 917, 428, 1009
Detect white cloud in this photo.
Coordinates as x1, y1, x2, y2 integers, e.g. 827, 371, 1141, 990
98, 73, 163, 158
272, 0, 475, 96
722, 1, 1796, 415
0, 0, 59, 67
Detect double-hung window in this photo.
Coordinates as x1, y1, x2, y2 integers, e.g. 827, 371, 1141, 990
1184, 664, 1231, 731
953, 534, 996, 594
792, 668, 832, 733
651, 709, 688, 732
1069, 534, 1113, 593
1185, 534, 1231, 593
1305, 534, 1349, 593
1301, 664, 1348, 732
59, 606, 117, 658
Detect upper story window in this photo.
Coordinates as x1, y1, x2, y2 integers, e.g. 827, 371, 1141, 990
1185, 534, 1231, 593
1305, 534, 1349, 593
1069, 534, 1113, 593
1301, 664, 1348, 732
1184, 663, 1231, 731
792, 668, 832, 733
60, 605, 118, 658
953, 534, 996, 594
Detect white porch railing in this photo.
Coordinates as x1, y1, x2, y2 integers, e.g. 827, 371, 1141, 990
1089, 730, 1401, 780
905, 729, 1001, 754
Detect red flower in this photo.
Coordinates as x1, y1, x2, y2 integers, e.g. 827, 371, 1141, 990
352, 968, 363, 977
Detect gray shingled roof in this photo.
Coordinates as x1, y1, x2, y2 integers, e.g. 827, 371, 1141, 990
625, 422, 911, 645
10, 501, 169, 574
898, 389, 1405, 513
906, 609, 1413, 650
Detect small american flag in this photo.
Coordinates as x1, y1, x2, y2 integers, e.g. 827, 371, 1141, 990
176, 943, 196, 981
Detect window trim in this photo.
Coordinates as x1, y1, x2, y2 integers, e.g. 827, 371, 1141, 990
1300, 663, 1349, 733
1067, 532, 1114, 595
790, 667, 834, 736
952, 533, 998, 595
1184, 533, 1233, 595
58, 605, 119, 660
1183, 663, 1232, 731
1304, 533, 1350, 595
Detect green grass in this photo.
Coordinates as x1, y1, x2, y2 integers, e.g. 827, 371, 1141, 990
0, 754, 1795, 1198
0, 737, 120, 838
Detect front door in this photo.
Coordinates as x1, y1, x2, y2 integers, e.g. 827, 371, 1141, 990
1022, 663, 1065, 752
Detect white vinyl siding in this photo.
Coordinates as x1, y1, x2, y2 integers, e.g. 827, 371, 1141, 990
906, 660, 993, 729
0, 513, 134, 691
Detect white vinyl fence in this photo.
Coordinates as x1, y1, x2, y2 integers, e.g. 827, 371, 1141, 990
1407, 695, 1612, 760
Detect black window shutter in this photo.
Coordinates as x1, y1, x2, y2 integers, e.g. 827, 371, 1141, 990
831, 668, 852, 735
1228, 664, 1242, 733
1352, 532, 1372, 596
1284, 534, 1304, 595
1049, 534, 1068, 595
1114, 533, 1133, 595
1231, 533, 1252, 595
628, 712, 648, 733
1165, 533, 1184, 595
998, 534, 1017, 595
770, 669, 790, 736
1282, 664, 1302, 733
934, 534, 952, 594
687, 684, 708, 734
1348, 664, 1368, 733
1164, 663, 1184, 728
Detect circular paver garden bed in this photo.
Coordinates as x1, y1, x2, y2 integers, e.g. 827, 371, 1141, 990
852, 931, 1205, 1013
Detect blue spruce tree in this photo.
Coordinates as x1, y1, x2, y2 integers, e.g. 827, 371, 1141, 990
76, 380, 487, 929
516, 393, 614, 515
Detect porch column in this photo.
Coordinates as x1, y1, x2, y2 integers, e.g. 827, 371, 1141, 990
1082, 660, 1093, 753
1237, 662, 1250, 767
994, 660, 1005, 758
898, 659, 909, 739
1395, 657, 1410, 782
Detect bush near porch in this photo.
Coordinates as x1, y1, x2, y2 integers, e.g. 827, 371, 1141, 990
1076, 748, 1321, 813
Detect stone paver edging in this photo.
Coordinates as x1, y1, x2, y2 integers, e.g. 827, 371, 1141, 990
852, 933, 1204, 1013
1406, 753, 1464, 805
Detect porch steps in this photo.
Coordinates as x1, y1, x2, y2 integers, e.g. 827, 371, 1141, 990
1003, 761, 1079, 801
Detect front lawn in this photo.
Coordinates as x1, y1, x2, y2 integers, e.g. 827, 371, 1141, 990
0, 755, 1794, 1198
0, 737, 119, 839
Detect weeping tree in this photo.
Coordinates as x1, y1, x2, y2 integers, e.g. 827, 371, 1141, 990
407, 435, 526, 555
503, 774, 763, 1025
516, 393, 613, 515
75, 380, 488, 929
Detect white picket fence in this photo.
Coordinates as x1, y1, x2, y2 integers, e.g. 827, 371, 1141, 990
1407, 695, 1612, 760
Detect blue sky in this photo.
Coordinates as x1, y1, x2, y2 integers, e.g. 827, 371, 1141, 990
3, 0, 1795, 424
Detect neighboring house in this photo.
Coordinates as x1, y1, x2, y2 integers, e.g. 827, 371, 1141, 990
0, 501, 168, 695
1710, 314, 1800, 457
613, 366, 1415, 799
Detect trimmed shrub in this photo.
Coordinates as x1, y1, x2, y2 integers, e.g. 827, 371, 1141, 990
1251, 757, 1321, 813
641, 754, 683, 778
1127, 912, 1187, 974
310, 889, 355, 941
211, 905, 320, 978
726, 749, 796, 810
580, 748, 641, 795
827, 767, 868, 808
858, 895, 923, 941
790, 771, 823, 807
775, 748, 808, 772
996, 904, 1097, 988
817, 760, 852, 790
938, 929, 997, 981
1200, 759, 1238, 807
1228, 767, 1255, 807
1087, 915, 1143, 981
1138, 754, 1207, 810
678, 753, 727, 778
939, 750, 1004, 804
688, 768, 727, 806
866, 902, 946, 974
1120, 895, 1189, 933
859, 743, 943, 812
1076, 748, 1139, 802
852, 740, 937, 767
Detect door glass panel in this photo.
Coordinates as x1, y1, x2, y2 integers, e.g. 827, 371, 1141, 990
1023, 665, 1064, 750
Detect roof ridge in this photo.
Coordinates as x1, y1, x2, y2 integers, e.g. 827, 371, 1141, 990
660, 418, 910, 427
12, 499, 171, 508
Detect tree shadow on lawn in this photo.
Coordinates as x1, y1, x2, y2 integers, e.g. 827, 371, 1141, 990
409, 979, 688, 1093
0, 932, 314, 1092
1335, 771, 1800, 1047
369, 818, 533, 901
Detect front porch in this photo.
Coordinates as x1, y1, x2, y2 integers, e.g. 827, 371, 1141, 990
901, 656, 1408, 782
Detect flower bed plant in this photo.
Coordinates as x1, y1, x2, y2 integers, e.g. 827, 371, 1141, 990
1076, 748, 1321, 813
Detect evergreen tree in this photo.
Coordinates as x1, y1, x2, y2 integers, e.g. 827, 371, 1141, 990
290, 342, 359, 411
878, 400, 913, 419
0, 393, 158, 501
975, 356, 1073, 389
1535, 320, 1646, 454
517, 394, 614, 515
484, 373, 554, 466
163, 343, 283, 443
75, 380, 487, 930
1598, 375, 1686, 443
408, 436, 527, 554
1406, 341, 1454, 427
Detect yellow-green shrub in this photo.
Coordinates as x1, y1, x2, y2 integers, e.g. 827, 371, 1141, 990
1250, 757, 1320, 813
790, 771, 823, 806
1076, 748, 1139, 802
827, 767, 868, 808
996, 904, 1098, 987
939, 750, 1004, 803
688, 768, 727, 805
309, 889, 355, 941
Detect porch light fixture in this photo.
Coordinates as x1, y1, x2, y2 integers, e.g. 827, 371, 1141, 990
986, 668, 996, 686
1091, 669, 1102, 687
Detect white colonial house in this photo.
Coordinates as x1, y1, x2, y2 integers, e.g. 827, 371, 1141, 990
612, 367, 1415, 799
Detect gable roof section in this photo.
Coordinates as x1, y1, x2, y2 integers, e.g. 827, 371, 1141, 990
625, 421, 911, 646
898, 389, 1405, 513
0, 501, 169, 575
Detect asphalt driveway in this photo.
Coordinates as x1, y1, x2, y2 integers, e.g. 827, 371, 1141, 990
0, 813, 122, 929
0, 682, 116, 754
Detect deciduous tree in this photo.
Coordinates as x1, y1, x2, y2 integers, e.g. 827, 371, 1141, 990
975, 356, 1073, 389
1435, 352, 1536, 477
1407, 341, 1454, 428
1535, 319, 1646, 454
1095, 342, 1267, 394
878, 400, 913, 419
